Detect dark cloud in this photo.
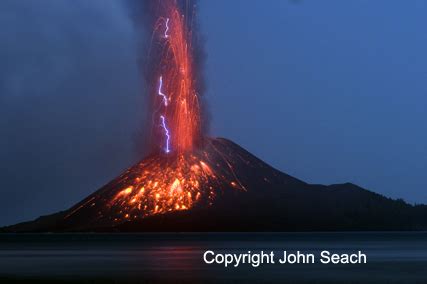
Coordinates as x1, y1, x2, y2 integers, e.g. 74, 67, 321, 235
0, 0, 143, 225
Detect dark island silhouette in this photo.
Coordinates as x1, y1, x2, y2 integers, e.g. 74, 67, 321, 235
3, 138, 427, 232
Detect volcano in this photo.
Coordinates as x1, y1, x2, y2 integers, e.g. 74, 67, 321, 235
4, 137, 427, 232
4, 1, 427, 232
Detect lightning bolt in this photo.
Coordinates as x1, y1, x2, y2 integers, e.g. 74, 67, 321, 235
164, 18, 170, 38
157, 18, 171, 154
160, 115, 171, 153
158, 76, 168, 106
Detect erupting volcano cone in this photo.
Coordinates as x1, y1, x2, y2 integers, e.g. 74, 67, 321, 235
4, 0, 427, 233
40, 138, 303, 231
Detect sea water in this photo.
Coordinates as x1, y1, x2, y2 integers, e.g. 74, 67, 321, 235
0, 232, 426, 283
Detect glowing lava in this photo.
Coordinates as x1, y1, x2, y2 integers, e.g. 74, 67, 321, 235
110, 153, 216, 218
63, 139, 248, 225
106, 139, 248, 222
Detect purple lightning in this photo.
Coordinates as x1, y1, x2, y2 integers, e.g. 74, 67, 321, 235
160, 115, 171, 153
164, 18, 170, 38
158, 76, 168, 106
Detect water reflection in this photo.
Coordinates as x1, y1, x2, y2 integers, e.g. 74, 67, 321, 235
0, 233, 426, 283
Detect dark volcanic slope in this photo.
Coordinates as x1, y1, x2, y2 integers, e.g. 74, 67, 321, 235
3, 138, 427, 232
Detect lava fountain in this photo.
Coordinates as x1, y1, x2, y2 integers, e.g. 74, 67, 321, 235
149, 0, 202, 154
62, 0, 247, 227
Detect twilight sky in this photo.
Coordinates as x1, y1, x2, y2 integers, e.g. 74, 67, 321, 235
1, 0, 426, 226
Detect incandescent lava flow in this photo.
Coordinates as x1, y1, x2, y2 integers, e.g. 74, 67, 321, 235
61, 0, 250, 228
